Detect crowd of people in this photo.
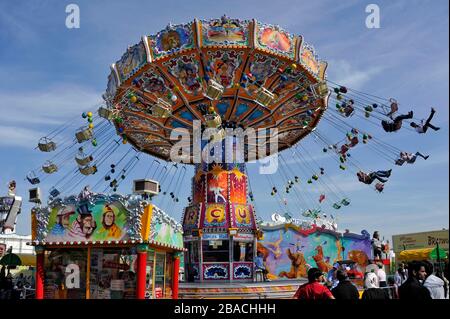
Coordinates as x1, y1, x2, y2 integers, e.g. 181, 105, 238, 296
0, 267, 34, 299
293, 259, 449, 300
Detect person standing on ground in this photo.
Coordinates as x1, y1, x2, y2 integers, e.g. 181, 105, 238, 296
377, 263, 387, 287
294, 268, 335, 299
395, 266, 407, 286
398, 261, 432, 300
254, 252, 270, 282
331, 269, 360, 300
423, 261, 447, 299
361, 271, 389, 300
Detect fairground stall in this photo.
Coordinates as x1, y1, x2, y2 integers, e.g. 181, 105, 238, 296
28, 189, 184, 299
257, 215, 372, 281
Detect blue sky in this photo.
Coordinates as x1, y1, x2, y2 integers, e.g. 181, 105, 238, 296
0, 0, 448, 244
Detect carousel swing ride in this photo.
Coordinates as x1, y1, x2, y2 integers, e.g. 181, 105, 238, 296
26, 16, 439, 283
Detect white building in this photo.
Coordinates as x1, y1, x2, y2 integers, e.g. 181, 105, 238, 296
0, 233, 34, 255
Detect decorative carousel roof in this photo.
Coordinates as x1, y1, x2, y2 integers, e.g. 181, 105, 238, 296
103, 16, 329, 163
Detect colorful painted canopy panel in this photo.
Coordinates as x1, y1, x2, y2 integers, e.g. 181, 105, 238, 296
104, 16, 328, 163
257, 225, 372, 280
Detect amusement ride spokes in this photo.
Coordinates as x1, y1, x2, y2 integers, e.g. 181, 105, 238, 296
26, 16, 438, 230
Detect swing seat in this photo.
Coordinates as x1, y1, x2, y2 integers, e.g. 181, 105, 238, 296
312, 175, 319, 180
75, 155, 93, 166
205, 113, 222, 129
98, 106, 113, 120
26, 172, 40, 185
38, 137, 57, 152
151, 98, 172, 118
333, 203, 342, 209
42, 161, 58, 174
204, 79, 224, 100
79, 165, 97, 176
375, 183, 384, 193
254, 87, 275, 107
49, 187, 60, 198
311, 81, 329, 98
341, 199, 350, 206
75, 127, 93, 143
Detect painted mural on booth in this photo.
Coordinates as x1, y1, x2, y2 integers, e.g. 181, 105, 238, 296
257, 226, 371, 280
45, 201, 129, 242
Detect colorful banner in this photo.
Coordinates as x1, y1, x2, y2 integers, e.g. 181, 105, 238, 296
206, 169, 228, 204
300, 44, 320, 77
229, 169, 247, 204
183, 205, 200, 230
202, 204, 228, 228
201, 17, 248, 46
258, 226, 371, 280
45, 201, 129, 242
150, 23, 194, 58
231, 204, 253, 228
115, 41, 147, 81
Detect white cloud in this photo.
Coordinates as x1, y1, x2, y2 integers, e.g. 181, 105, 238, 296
0, 125, 45, 148
0, 84, 103, 126
327, 59, 384, 90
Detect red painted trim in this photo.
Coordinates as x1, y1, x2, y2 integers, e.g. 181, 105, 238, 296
35, 253, 45, 299
136, 251, 147, 299
172, 256, 180, 299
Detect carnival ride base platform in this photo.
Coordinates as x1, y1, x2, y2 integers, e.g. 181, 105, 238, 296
178, 279, 307, 299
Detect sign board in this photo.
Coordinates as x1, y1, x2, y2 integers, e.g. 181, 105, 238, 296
202, 233, 228, 240
392, 230, 449, 253
233, 234, 254, 241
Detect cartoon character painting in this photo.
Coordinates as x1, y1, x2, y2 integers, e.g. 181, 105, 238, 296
210, 51, 241, 88
259, 28, 291, 53
160, 30, 181, 51
178, 62, 201, 93
68, 203, 97, 240
347, 249, 369, 273
312, 245, 333, 273
48, 205, 75, 240
116, 43, 146, 80
263, 230, 283, 259
204, 15, 246, 44
278, 248, 307, 278
96, 204, 123, 240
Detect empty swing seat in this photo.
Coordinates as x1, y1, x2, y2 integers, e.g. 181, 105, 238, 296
311, 81, 329, 98
254, 87, 275, 107
49, 187, 60, 198
98, 106, 113, 120
75, 127, 93, 143
42, 161, 58, 174
204, 79, 224, 100
38, 137, 57, 152
75, 155, 93, 166
151, 98, 172, 118
26, 172, 40, 185
79, 165, 97, 176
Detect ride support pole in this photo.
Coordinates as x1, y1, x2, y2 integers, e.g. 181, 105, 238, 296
172, 253, 181, 299
136, 244, 147, 299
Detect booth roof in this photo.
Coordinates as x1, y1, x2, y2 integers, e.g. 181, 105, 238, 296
398, 247, 448, 261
